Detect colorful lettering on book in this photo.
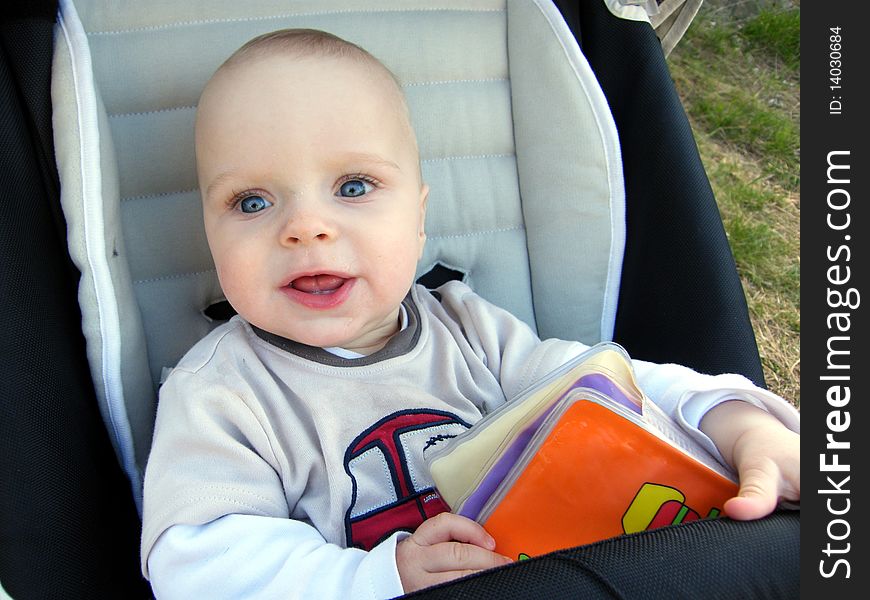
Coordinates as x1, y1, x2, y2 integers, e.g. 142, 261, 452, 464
622, 482, 722, 534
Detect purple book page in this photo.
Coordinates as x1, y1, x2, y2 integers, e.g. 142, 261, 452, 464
459, 373, 641, 520
577, 373, 642, 414
458, 401, 559, 519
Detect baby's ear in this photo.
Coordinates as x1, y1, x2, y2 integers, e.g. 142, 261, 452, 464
418, 184, 429, 229
418, 184, 429, 257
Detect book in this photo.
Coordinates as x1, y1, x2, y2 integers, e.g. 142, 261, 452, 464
424, 342, 738, 560
427, 343, 644, 518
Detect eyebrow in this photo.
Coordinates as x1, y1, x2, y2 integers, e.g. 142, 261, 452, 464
203, 153, 403, 200
204, 170, 240, 201
339, 152, 402, 173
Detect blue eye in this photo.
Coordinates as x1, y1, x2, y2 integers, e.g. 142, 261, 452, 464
238, 195, 272, 213
338, 179, 374, 198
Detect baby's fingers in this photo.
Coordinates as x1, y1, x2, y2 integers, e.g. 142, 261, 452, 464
724, 457, 781, 520
396, 517, 512, 594
422, 541, 513, 574
411, 512, 496, 550
726, 423, 800, 520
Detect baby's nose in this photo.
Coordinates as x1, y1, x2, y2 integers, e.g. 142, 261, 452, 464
279, 210, 336, 245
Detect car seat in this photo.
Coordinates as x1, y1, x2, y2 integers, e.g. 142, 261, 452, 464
0, 0, 797, 598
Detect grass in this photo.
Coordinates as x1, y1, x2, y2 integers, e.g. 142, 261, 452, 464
667, 3, 800, 406
741, 8, 800, 70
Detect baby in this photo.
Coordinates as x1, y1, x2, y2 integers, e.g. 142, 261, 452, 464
141, 29, 800, 599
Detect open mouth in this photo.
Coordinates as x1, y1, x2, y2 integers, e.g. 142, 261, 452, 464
282, 274, 355, 309
290, 274, 347, 295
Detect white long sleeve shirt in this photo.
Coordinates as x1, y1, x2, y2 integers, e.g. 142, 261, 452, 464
143, 282, 799, 599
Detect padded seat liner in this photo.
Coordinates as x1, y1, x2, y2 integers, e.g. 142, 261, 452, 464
52, 0, 624, 504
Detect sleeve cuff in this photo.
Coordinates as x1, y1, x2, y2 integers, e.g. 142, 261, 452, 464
355, 530, 409, 599
674, 375, 801, 467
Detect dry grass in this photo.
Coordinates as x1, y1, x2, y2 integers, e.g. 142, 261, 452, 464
691, 133, 800, 406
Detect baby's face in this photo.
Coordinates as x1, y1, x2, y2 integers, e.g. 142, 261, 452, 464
196, 53, 428, 354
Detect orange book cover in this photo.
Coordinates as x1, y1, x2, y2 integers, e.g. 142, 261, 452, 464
479, 397, 739, 560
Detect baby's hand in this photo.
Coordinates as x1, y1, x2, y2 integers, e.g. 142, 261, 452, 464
396, 512, 512, 593
700, 400, 800, 520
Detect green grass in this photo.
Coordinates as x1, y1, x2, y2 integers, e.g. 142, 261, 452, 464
669, 8, 800, 188
668, 4, 800, 405
742, 9, 800, 70
694, 92, 798, 186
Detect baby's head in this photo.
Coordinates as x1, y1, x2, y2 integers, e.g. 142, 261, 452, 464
196, 29, 428, 355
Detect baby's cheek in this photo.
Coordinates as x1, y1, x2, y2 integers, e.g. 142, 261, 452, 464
382, 245, 418, 284
214, 262, 253, 309
214, 261, 236, 292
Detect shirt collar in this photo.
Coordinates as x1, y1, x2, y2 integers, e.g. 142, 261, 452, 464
250, 293, 420, 367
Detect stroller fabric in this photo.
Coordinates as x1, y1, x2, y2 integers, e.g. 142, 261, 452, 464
0, 0, 791, 598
